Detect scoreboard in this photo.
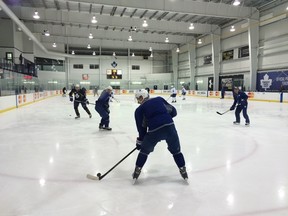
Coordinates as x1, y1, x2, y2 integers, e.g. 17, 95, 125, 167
106, 69, 122, 79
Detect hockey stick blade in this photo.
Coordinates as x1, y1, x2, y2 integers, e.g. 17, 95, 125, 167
216, 110, 230, 115
216, 111, 223, 115
86, 174, 100, 181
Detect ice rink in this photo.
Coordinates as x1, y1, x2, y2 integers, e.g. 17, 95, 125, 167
0, 94, 288, 216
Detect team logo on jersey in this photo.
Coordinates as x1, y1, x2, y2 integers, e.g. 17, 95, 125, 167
75, 94, 80, 98
260, 74, 272, 90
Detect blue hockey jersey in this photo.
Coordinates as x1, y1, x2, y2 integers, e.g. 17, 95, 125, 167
134, 97, 177, 140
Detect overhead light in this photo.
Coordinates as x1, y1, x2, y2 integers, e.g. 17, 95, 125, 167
44, 30, 50, 36
88, 33, 93, 39
176, 47, 180, 53
142, 20, 148, 28
128, 35, 133, 41
113, 52, 116, 56
33, 11, 40, 19
87, 44, 91, 49
198, 39, 202, 44
286, 6, 288, 10
17, 27, 22, 31
233, 0, 241, 6
189, 23, 194, 30
149, 47, 152, 52
71, 50, 75, 55
92, 51, 96, 56
52, 42, 57, 48
91, 16, 97, 24
150, 53, 153, 58
165, 37, 169, 43
230, 25, 236, 32
132, 53, 135, 57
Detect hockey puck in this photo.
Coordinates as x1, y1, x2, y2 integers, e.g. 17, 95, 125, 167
97, 173, 101, 177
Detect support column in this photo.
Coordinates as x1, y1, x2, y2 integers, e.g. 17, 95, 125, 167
171, 49, 178, 88
188, 39, 196, 90
211, 31, 221, 91
248, 13, 259, 91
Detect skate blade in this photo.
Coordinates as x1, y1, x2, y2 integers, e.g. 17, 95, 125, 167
183, 178, 189, 185
86, 174, 99, 180
132, 178, 138, 185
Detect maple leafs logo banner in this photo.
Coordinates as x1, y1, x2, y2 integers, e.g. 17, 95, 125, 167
257, 70, 288, 92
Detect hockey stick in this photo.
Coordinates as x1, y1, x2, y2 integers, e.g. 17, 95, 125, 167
74, 100, 96, 105
216, 110, 230, 115
87, 147, 137, 181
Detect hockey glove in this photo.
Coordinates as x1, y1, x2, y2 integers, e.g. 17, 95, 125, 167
86, 100, 89, 105
70, 97, 73, 102
230, 106, 235, 111
136, 138, 142, 150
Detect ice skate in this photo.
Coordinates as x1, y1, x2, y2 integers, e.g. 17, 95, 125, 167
75, 115, 80, 119
233, 121, 240, 125
245, 122, 250, 126
99, 124, 103, 129
89, 114, 92, 118
179, 167, 188, 182
102, 126, 112, 131
132, 166, 142, 184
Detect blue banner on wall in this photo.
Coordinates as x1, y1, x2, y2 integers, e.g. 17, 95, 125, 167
257, 70, 288, 92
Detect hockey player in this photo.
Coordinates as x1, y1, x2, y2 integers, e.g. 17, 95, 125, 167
170, 86, 177, 103
132, 89, 188, 182
230, 86, 250, 126
62, 87, 67, 97
181, 86, 187, 100
69, 84, 92, 119
95, 86, 113, 130
145, 87, 150, 94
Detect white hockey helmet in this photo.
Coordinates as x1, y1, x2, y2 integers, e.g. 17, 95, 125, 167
135, 89, 149, 99
75, 84, 80, 88
107, 86, 113, 91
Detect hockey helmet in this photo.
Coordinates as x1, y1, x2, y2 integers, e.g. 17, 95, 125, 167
107, 86, 113, 91
135, 89, 149, 99
75, 84, 80, 89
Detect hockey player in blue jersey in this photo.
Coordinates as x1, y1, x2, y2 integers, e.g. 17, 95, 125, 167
230, 87, 250, 126
69, 84, 91, 119
132, 89, 188, 182
95, 86, 113, 130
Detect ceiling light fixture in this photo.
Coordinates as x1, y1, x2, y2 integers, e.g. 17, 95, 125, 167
128, 35, 133, 41
149, 47, 152, 52
88, 33, 93, 39
87, 44, 91, 49
230, 25, 236, 32
150, 53, 153, 58
286, 6, 288, 10
165, 37, 169, 43
92, 51, 96, 56
91, 16, 97, 24
113, 52, 116, 57
176, 47, 180, 53
132, 53, 135, 57
72, 50, 75, 55
189, 23, 194, 30
52, 42, 57, 48
198, 39, 202, 44
33, 11, 40, 19
233, 0, 241, 6
142, 20, 148, 28
44, 30, 50, 36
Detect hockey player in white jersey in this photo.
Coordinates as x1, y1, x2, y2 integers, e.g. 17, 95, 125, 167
170, 86, 177, 103
181, 86, 187, 100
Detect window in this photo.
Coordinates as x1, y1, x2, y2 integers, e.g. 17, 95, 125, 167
238, 46, 249, 58
73, 64, 83, 69
203, 55, 212, 65
89, 64, 99, 69
222, 50, 234, 61
132, 65, 140, 70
